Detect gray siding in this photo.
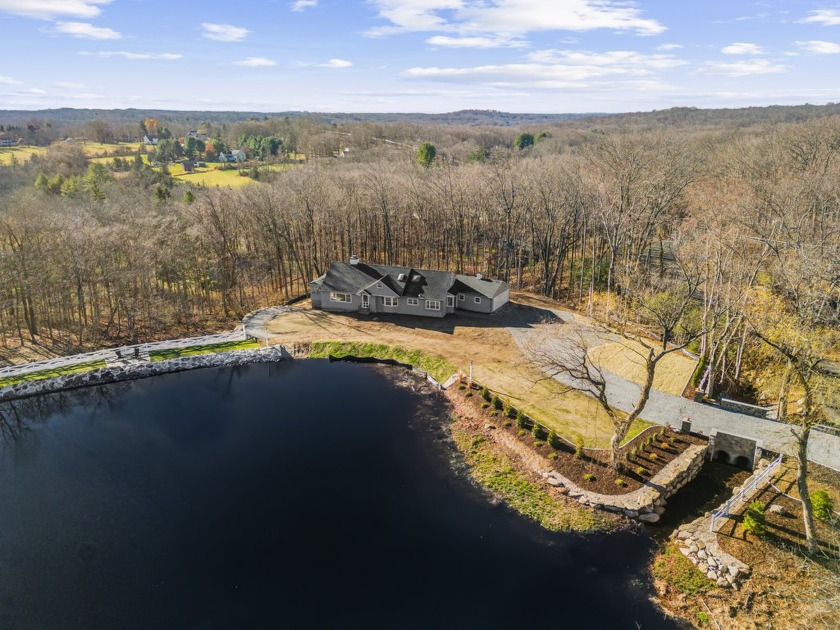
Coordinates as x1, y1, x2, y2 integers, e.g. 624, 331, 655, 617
455, 292, 493, 314
491, 289, 510, 312
316, 290, 362, 313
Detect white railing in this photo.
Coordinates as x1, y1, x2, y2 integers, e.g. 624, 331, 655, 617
710, 453, 783, 531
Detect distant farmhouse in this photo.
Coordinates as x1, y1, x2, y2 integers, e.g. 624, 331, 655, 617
0, 135, 20, 148
186, 130, 208, 141
143, 134, 159, 146
219, 149, 246, 163
310, 257, 510, 318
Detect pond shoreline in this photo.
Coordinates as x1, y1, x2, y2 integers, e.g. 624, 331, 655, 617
0, 346, 285, 402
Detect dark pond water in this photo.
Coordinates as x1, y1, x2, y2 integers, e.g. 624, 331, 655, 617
0, 361, 675, 629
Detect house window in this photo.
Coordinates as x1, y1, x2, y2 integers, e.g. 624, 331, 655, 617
425, 300, 441, 311
407, 298, 419, 306
446, 296, 455, 308
474, 296, 482, 304
383, 296, 398, 307
458, 294, 465, 301
330, 292, 351, 303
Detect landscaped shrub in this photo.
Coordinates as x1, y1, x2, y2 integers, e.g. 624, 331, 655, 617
465, 391, 473, 397
574, 434, 585, 459
518, 430, 528, 438
505, 404, 517, 419
481, 401, 490, 409
548, 452, 558, 460
659, 427, 667, 437
631, 447, 638, 458
615, 478, 626, 488
489, 410, 499, 417
647, 435, 654, 445
532, 424, 548, 441
492, 395, 504, 411
480, 386, 491, 402
811, 490, 835, 521
742, 501, 766, 536
458, 383, 467, 390
516, 409, 528, 429
547, 431, 562, 449
533, 440, 545, 448
636, 466, 646, 476
649, 452, 658, 461
584, 473, 595, 482
502, 420, 512, 427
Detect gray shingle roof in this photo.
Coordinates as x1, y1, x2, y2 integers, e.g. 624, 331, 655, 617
451, 274, 508, 298
312, 261, 508, 301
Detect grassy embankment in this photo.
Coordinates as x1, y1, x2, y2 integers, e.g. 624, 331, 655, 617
0, 360, 107, 388
451, 423, 616, 532
310, 340, 456, 383
148, 339, 260, 361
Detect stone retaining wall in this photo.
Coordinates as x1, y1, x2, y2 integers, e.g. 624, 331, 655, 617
0, 347, 286, 402
541, 443, 709, 523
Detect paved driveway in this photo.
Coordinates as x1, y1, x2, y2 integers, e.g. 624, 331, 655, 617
509, 310, 840, 471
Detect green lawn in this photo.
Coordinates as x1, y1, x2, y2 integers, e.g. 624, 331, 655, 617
310, 340, 457, 383
0, 360, 107, 388
148, 339, 260, 361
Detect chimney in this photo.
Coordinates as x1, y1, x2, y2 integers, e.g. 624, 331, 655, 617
349, 255, 360, 266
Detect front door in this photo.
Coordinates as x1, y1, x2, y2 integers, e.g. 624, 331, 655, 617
362, 294, 369, 309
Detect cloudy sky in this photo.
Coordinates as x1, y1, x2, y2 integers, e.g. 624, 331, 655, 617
1, 0, 840, 113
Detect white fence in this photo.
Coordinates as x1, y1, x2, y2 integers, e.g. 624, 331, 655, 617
710, 453, 783, 532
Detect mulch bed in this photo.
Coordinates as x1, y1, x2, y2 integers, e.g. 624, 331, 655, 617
454, 382, 707, 495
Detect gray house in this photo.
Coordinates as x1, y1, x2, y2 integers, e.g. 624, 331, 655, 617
310, 257, 510, 318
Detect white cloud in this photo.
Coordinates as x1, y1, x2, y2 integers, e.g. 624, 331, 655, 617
234, 57, 276, 67
54, 81, 84, 88
68, 92, 101, 99
796, 40, 840, 54
799, 9, 840, 26
403, 49, 685, 85
19, 88, 47, 95
0, 0, 110, 19
79, 51, 182, 60
291, 0, 318, 11
426, 35, 527, 48
201, 23, 249, 42
656, 43, 683, 51
366, 0, 665, 39
699, 59, 787, 77
721, 42, 765, 55
319, 58, 353, 68
55, 21, 120, 39
0, 75, 21, 85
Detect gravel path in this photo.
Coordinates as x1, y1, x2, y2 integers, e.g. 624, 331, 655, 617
508, 310, 840, 472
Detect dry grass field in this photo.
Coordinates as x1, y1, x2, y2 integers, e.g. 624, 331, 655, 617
588, 340, 695, 397
0, 145, 47, 164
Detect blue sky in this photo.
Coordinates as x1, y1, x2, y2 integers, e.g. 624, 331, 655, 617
1, 0, 840, 113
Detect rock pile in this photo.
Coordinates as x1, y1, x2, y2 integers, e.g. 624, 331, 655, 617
0, 347, 286, 402
540, 443, 708, 523
672, 519, 750, 589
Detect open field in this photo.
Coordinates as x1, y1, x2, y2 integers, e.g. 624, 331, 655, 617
0, 145, 47, 165
0, 360, 107, 388
265, 299, 655, 447
589, 340, 695, 397
148, 339, 260, 361
73, 141, 143, 157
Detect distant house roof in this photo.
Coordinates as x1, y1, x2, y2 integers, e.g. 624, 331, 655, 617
182, 161, 195, 173
451, 274, 508, 299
